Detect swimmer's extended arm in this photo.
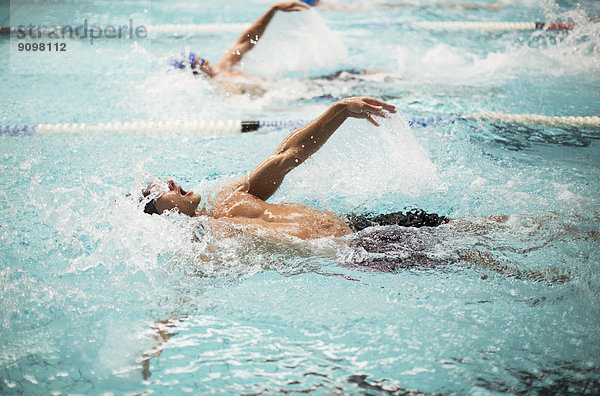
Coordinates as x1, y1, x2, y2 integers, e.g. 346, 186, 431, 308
243, 97, 397, 201
217, 1, 310, 70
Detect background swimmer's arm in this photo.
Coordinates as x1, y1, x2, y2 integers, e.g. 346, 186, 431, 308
217, 1, 310, 70
243, 97, 396, 201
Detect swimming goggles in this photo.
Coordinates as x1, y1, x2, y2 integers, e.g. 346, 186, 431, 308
145, 178, 170, 201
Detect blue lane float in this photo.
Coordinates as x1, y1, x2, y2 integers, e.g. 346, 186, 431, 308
1, 114, 598, 136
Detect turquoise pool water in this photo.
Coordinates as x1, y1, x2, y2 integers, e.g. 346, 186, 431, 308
1, 0, 599, 394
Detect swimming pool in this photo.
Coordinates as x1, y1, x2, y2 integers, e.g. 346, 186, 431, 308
1, 0, 599, 393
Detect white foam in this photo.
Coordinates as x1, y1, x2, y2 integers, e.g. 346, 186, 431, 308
394, 10, 600, 83
136, 69, 217, 121
283, 114, 445, 208
239, 9, 348, 78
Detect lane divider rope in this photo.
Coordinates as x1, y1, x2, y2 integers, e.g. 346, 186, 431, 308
0, 21, 578, 36
147, 23, 252, 33
0, 23, 252, 35
468, 112, 600, 128
1, 114, 598, 136
409, 21, 575, 31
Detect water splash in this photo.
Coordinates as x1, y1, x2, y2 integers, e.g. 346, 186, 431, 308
282, 114, 445, 211
239, 9, 348, 78
394, 9, 600, 84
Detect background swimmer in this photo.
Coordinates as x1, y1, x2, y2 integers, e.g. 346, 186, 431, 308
172, 1, 311, 96
172, 1, 383, 95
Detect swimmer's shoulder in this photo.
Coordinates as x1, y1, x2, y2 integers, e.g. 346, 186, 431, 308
214, 178, 245, 200
211, 179, 269, 220
212, 177, 256, 208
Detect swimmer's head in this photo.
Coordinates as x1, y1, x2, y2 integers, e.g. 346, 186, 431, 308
171, 51, 215, 78
140, 181, 161, 215
139, 179, 202, 217
190, 55, 215, 77
300, 0, 319, 5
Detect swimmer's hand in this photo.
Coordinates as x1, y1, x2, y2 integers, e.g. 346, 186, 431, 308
341, 96, 397, 127
273, 1, 311, 12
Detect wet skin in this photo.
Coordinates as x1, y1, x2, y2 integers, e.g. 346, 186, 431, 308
154, 179, 202, 217
153, 96, 397, 239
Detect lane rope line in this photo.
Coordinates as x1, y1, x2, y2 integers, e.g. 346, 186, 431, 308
1, 114, 598, 136
409, 21, 575, 31
0, 21, 579, 37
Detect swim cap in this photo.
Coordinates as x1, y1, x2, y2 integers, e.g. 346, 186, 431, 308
139, 179, 169, 215
170, 52, 188, 69
301, 0, 319, 6
170, 51, 206, 71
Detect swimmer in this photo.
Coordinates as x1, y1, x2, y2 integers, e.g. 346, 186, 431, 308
137, 96, 414, 240
171, 1, 311, 96
135, 100, 572, 284
172, 1, 384, 95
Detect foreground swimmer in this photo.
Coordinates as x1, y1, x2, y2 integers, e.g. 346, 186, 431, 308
138, 96, 447, 240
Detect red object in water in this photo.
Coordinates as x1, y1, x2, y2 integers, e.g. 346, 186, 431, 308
547, 22, 576, 30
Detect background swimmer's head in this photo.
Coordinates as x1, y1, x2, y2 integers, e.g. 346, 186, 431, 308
139, 179, 202, 216
171, 51, 215, 78
193, 57, 215, 78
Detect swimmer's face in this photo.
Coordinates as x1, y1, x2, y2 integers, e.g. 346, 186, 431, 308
154, 179, 202, 217
197, 58, 215, 78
